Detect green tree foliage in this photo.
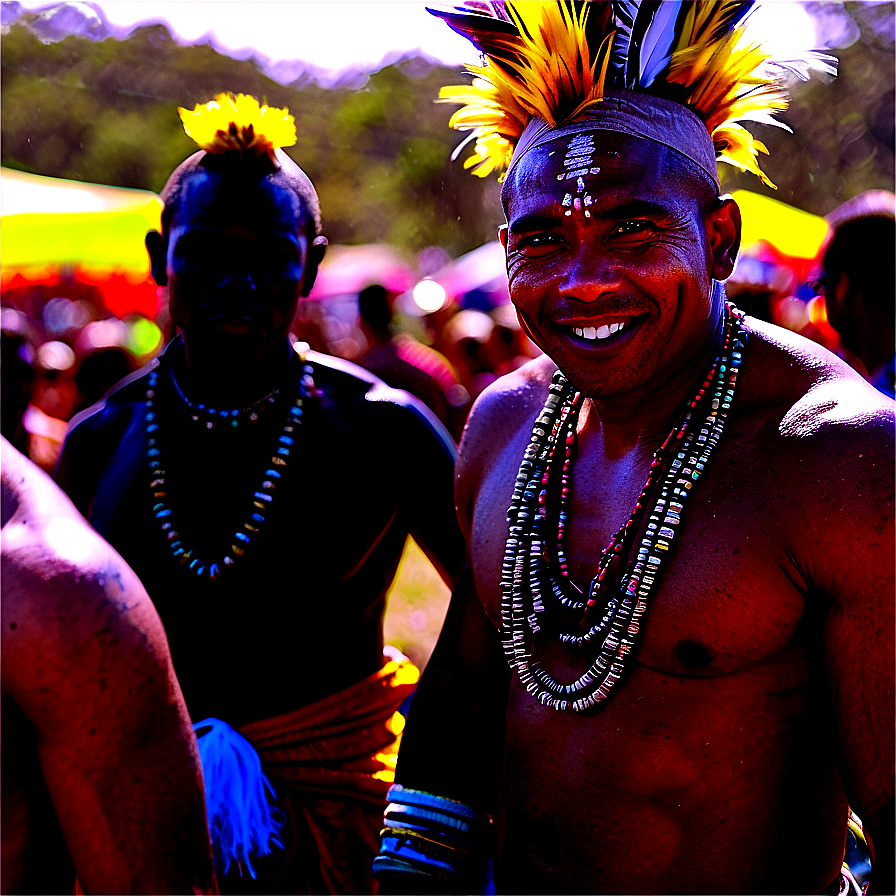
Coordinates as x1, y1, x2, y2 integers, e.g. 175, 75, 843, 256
1, 20, 501, 254
2, 2, 892, 257
718, 2, 894, 215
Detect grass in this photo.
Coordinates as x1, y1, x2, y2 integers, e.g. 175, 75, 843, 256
383, 537, 452, 673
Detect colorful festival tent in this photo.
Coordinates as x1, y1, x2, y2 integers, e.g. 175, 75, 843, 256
1, 167, 162, 318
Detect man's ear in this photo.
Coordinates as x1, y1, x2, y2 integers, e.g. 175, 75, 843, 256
498, 223, 509, 249
145, 230, 168, 286
300, 235, 328, 298
705, 196, 741, 281
832, 271, 854, 307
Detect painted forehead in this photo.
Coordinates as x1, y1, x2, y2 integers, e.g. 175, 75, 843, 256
503, 131, 688, 219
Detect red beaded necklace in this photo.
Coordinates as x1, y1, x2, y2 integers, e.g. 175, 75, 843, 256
501, 303, 746, 711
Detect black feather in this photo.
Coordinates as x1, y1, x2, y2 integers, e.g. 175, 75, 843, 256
426, 7, 523, 66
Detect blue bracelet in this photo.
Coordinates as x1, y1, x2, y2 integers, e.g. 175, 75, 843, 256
374, 786, 493, 890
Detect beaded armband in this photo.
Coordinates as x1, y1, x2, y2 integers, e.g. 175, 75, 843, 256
373, 785, 493, 893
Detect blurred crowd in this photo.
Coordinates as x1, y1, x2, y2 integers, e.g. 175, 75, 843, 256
2, 188, 894, 473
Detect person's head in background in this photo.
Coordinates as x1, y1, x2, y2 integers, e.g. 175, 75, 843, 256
819, 190, 895, 394
358, 283, 392, 347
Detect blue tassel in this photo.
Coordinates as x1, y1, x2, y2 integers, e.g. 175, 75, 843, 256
193, 718, 285, 879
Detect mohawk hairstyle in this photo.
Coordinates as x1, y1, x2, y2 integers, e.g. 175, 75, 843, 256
430, 1, 836, 186
178, 93, 297, 171
160, 93, 321, 236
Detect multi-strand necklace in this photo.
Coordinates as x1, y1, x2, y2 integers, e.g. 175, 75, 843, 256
502, 303, 747, 712
144, 342, 315, 580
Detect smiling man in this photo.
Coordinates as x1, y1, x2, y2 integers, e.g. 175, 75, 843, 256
56, 94, 464, 894
374, 4, 894, 895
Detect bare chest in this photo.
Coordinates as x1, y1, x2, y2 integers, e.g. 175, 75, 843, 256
91, 400, 402, 585
470, 423, 809, 679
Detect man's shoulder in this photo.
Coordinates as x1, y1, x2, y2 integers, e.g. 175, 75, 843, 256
737, 318, 893, 542
2, 448, 156, 680
308, 348, 453, 435
458, 354, 554, 473
741, 317, 894, 449
67, 362, 153, 438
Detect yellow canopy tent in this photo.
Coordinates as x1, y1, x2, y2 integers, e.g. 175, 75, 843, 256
732, 189, 828, 261
1, 167, 163, 320
0, 167, 162, 279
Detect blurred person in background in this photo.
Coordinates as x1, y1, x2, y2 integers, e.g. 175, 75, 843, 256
56, 93, 464, 895
73, 346, 134, 414
357, 282, 463, 438
2, 436, 216, 895
22, 340, 79, 473
71, 317, 137, 415
1, 310, 36, 456
815, 190, 896, 397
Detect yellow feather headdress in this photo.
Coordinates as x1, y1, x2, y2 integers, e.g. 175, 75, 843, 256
178, 93, 297, 166
430, 1, 836, 187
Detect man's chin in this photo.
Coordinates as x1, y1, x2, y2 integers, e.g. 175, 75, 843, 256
210, 317, 257, 338
186, 322, 272, 362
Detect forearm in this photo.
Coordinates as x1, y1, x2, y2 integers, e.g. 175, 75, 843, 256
396, 657, 508, 811
395, 567, 509, 810
378, 569, 508, 893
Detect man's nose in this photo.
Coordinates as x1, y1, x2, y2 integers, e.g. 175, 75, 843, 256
216, 271, 258, 291
558, 246, 622, 302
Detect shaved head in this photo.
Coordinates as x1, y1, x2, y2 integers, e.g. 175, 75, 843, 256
161, 148, 322, 238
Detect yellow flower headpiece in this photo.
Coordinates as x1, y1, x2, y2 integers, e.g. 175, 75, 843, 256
178, 93, 297, 165
431, 1, 836, 187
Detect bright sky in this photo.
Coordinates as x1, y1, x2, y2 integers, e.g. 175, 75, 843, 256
14, 0, 818, 77
18, 1, 474, 73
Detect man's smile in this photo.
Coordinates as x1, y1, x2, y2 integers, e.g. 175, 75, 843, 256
571, 320, 627, 340
554, 312, 650, 352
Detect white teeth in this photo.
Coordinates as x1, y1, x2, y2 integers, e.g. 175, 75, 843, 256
571, 321, 628, 341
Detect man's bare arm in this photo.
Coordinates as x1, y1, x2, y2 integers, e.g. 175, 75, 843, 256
395, 564, 510, 808
367, 381, 466, 586
789, 402, 895, 893
2, 509, 216, 893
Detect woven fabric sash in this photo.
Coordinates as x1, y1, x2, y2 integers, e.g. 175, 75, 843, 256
238, 647, 419, 805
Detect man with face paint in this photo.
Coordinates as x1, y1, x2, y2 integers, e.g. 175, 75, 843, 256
56, 94, 464, 894
375, 5, 894, 895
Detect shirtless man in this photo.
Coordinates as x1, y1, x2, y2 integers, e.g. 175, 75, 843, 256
377, 4, 894, 894
1, 437, 216, 894
56, 94, 464, 893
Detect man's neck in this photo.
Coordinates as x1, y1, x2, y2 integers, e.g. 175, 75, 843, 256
579, 306, 726, 459
175, 336, 294, 409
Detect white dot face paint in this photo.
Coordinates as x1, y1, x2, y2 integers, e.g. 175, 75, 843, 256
556, 133, 600, 218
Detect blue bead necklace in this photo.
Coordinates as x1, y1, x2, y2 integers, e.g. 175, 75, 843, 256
144, 345, 315, 580
169, 360, 282, 429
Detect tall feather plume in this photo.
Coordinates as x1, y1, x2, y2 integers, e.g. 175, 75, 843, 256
430, 1, 618, 177
610, 0, 638, 78
431, 0, 837, 185
634, 0, 687, 87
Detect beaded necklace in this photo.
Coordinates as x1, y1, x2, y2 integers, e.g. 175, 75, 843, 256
169, 361, 282, 429
144, 343, 315, 580
502, 303, 746, 712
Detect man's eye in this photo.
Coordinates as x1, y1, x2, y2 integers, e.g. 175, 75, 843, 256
514, 233, 563, 254
174, 238, 218, 264
612, 220, 654, 236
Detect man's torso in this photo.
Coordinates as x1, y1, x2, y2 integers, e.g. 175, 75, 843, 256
62, 347, 439, 725
464, 320, 890, 893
